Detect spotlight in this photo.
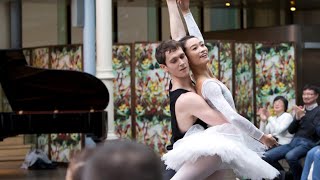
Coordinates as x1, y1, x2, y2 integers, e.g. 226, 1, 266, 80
290, 6, 296, 11
225, 2, 231, 7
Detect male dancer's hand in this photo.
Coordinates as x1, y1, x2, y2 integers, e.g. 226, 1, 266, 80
260, 134, 278, 149
177, 0, 190, 14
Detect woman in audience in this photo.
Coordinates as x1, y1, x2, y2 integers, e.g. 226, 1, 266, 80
258, 96, 294, 145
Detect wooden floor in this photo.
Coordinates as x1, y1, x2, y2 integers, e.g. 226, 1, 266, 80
0, 161, 67, 180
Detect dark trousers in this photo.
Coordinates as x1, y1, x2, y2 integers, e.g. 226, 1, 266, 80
262, 137, 315, 180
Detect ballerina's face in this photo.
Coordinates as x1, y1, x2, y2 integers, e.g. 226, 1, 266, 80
184, 37, 209, 67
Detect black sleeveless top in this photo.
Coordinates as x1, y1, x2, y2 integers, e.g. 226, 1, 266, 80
166, 81, 207, 150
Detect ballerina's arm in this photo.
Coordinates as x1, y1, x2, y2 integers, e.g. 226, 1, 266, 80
202, 80, 264, 140
178, 0, 204, 42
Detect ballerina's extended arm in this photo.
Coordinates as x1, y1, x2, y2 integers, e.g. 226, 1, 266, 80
177, 0, 204, 42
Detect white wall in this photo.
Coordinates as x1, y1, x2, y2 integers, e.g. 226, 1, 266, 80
0, 2, 10, 49
22, 1, 58, 47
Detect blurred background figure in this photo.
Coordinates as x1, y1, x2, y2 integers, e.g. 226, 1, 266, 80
65, 147, 95, 180
258, 95, 294, 145
82, 139, 163, 180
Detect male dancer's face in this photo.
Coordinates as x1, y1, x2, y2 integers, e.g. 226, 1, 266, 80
160, 47, 190, 79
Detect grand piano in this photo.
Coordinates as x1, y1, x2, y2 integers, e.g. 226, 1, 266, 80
0, 49, 109, 141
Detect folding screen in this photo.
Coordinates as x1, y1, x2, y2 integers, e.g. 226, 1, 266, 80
255, 42, 296, 117
133, 43, 171, 154
31, 48, 49, 68
112, 44, 133, 138
50, 46, 82, 70
219, 42, 233, 91
234, 43, 254, 122
48, 45, 83, 162
24, 45, 84, 162
206, 42, 219, 77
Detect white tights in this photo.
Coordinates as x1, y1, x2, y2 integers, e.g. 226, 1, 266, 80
171, 155, 225, 180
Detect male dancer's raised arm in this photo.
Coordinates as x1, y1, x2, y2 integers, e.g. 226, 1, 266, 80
167, 0, 186, 40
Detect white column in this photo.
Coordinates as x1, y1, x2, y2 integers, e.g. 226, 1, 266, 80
96, 0, 117, 140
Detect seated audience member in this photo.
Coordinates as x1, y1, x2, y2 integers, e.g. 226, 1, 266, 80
301, 145, 320, 180
82, 139, 163, 180
258, 96, 294, 145
66, 148, 95, 180
262, 84, 320, 180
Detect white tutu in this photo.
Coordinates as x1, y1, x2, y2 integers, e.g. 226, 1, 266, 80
162, 123, 279, 180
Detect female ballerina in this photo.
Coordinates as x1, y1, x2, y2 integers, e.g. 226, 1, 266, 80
162, 0, 279, 179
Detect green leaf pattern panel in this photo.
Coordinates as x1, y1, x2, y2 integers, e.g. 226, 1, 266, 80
112, 45, 132, 139
29, 45, 84, 162
255, 43, 296, 117
50, 46, 82, 70
206, 42, 219, 77
32, 48, 49, 68
234, 43, 254, 122
134, 43, 171, 154
219, 42, 233, 91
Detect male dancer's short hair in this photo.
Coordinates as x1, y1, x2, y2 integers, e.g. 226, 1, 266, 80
155, 40, 182, 65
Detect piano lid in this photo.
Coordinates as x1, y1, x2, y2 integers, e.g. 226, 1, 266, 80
0, 49, 109, 111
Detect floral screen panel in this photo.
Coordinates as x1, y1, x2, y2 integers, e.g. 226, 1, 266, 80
37, 134, 49, 155
219, 42, 233, 91
255, 43, 296, 118
113, 45, 132, 139
134, 43, 171, 154
49, 45, 83, 162
234, 43, 254, 122
206, 42, 219, 77
31, 48, 49, 68
23, 49, 31, 65
50, 46, 82, 70
50, 133, 82, 162
32, 45, 84, 162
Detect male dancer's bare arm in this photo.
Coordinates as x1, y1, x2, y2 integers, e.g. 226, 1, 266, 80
175, 92, 227, 132
166, 0, 186, 41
